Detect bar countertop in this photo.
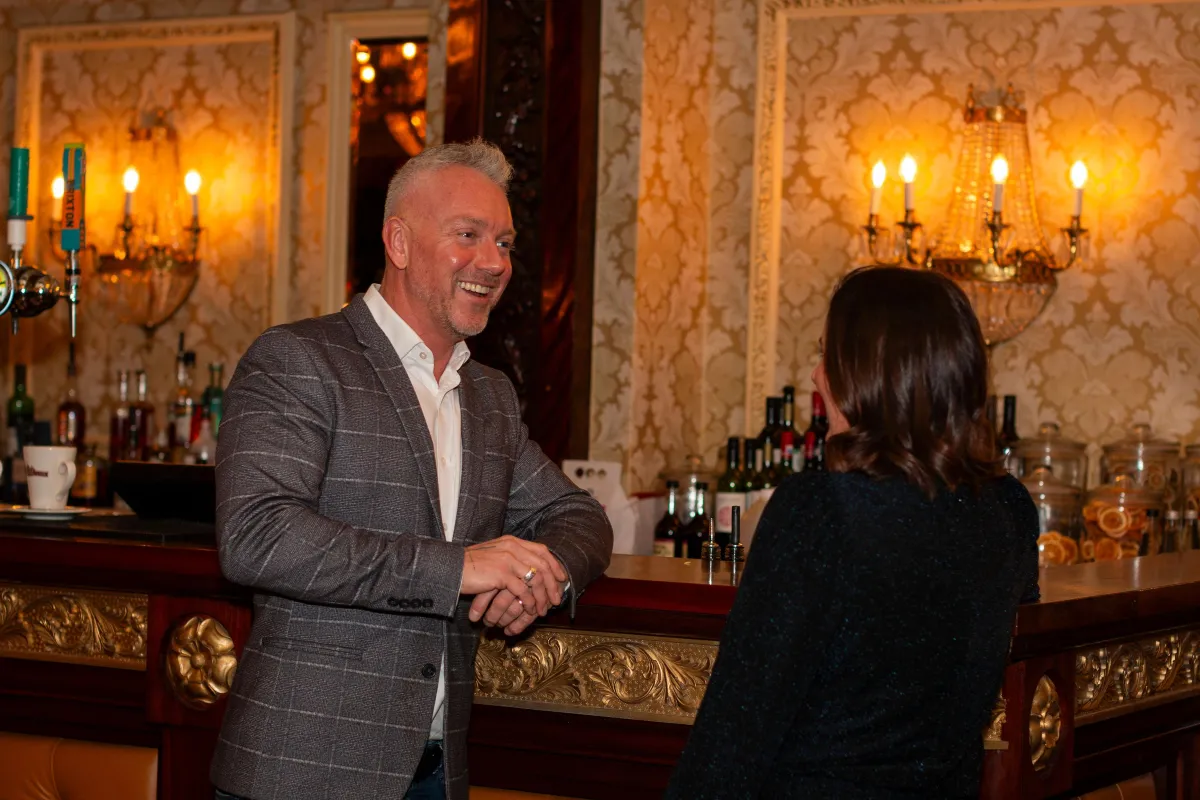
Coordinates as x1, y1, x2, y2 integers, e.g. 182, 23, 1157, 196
3, 516, 1200, 651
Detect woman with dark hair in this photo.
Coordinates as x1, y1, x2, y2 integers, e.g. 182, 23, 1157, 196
665, 266, 1039, 799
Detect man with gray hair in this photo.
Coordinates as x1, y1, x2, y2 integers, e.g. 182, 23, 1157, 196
210, 139, 613, 800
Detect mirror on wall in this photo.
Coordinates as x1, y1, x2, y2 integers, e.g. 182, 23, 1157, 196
346, 36, 429, 299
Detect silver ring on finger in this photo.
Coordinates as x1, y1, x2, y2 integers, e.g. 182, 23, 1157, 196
522, 565, 537, 585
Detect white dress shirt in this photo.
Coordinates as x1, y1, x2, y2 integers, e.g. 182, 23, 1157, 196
364, 284, 470, 742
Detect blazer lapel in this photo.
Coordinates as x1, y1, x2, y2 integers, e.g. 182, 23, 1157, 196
455, 368, 485, 543
343, 296, 444, 534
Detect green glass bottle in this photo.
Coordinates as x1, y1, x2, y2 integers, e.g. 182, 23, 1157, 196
7, 364, 35, 504
201, 362, 225, 438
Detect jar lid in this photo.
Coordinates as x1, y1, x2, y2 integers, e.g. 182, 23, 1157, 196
1015, 421, 1087, 459
1086, 473, 1162, 507
659, 453, 716, 484
1020, 465, 1081, 500
1102, 423, 1180, 458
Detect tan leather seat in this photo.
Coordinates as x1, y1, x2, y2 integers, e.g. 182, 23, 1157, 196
0, 732, 157, 800
1076, 774, 1157, 800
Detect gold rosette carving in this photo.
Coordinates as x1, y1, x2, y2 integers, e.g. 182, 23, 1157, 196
1029, 675, 1061, 771
475, 628, 717, 723
0, 584, 147, 669
166, 615, 238, 709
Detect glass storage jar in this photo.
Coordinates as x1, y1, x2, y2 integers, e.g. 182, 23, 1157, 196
1183, 445, 1200, 515
660, 454, 715, 523
1015, 422, 1088, 490
1021, 465, 1083, 567
1101, 424, 1181, 509
1081, 474, 1163, 562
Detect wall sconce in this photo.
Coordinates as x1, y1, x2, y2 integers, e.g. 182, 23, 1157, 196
857, 85, 1090, 345
47, 109, 205, 334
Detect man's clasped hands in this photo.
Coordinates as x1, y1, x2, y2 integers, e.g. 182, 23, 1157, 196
461, 536, 569, 637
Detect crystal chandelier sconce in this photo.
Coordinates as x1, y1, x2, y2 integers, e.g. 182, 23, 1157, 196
856, 85, 1090, 346
48, 109, 205, 334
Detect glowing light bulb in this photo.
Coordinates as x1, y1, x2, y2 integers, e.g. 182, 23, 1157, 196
355, 46, 370, 65
402, 42, 417, 60
185, 170, 202, 221
990, 155, 1009, 185
1070, 160, 1087, 217
1070, 161, 1088, 189
871, 161, 886, 189
51, 175, 64, 222
360, 64, 376, 83
122, 167, 139, 217
900, 155, 917, 211
991, 156, 1009, 214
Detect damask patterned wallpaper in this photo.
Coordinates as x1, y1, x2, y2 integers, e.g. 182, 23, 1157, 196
0, 0, 445, 449
594, 0, 1200, 491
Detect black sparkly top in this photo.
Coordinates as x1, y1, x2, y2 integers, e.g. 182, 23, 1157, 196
666, 470, 1039, 799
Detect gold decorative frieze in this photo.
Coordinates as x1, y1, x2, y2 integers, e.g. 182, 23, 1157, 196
1076, 628, 1200, 723
166, 615, 238, 709
474, 628, 718, 724
0, 583, 147, 670
983, 692, 1007, 751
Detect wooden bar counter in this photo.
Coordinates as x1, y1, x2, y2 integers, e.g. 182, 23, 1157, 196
2, 514, 1200, 799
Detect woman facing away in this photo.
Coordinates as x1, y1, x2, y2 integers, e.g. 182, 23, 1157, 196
665, 266, 1040, 799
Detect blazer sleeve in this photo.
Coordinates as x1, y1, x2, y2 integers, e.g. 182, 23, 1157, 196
665, 473, 843, 800
499, 380, 613, 606
215, 327, 464, 617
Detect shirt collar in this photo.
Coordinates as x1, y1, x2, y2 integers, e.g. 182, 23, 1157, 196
364, 284, 471, 371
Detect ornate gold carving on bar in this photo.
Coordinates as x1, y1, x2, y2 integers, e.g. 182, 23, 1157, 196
1029, 675, 1061, 771
983, 692, 1007, 751
474, 628, 718, 724
1076, 629, 1200, 723
0, 583, 147, 670
166, 615, 238, 709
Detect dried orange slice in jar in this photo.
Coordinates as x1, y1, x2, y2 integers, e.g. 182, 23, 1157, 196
1120, 539, 1141, 558
1083, 501, 1103, 522
1095, 537, 1122, 561
1097, 506, 1131, 538
1037, 533, 1069, 567
1082, 539, 1096, 561
1061, 536, 1080, 565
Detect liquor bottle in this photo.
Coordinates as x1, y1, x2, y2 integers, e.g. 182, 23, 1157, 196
7, 364, 34, 504
653, 480, 685, 558
201, 362, 225, 438
809, 391, 829, 437
169, 345, 197, 462
779, 430, 796, 479
714, 437, 745, 550
804, 429, 827, 471
999, 395, 1020, 477
781, 385, 797, 440
56, 344, 86, 451
1163, 510, 1182, 554
110, 370, 131, 461
128, 370, 156, 461
1140, 508, 1161, 556
758, 397, 782, 451
151, 427, 170, 463
751, 443, 779, 509
190, 414, 217, 466
1186, 509, 1200, 552
681, 482, 711, 558
985, 394, 998, 441
70, 443, 108, 508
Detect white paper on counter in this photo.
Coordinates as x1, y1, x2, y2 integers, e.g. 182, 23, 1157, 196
561, 459, 649, 555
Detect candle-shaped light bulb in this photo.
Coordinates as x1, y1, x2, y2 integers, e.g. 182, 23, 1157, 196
51, 175, 64, 222
122, 167, 139, 218
869, 160, 886, 215
900, 154, 917, 211
360, 64, 376, 83
991, 155, 1009, 214
1070, 160, 1087, 218
401, 41, 417, 60
185, 170, 201, 221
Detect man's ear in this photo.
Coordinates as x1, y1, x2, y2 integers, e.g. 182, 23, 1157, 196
383, 216, 409, 271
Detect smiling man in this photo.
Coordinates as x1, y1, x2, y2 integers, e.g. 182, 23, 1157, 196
210, 140, 613, 800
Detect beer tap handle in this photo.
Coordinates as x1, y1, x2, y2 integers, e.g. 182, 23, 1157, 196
60, 143, 85, 339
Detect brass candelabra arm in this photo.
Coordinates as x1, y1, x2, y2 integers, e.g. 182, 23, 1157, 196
1058, 215, 1089, 270
897, 209, 924, 267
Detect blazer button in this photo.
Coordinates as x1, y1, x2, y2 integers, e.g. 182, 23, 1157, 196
422, 663, 437, 679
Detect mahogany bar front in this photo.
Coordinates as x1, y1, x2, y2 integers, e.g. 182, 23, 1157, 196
2, 514, 1200, 799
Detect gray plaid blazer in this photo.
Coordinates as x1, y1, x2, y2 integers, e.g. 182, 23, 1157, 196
209, 295, 613, 800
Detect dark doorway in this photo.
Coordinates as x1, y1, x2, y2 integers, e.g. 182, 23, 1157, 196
346, 37, 429, 300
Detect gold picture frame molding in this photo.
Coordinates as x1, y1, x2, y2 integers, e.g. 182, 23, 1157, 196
14, 13, 297, 328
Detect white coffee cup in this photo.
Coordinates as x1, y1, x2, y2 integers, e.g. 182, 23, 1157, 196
24, 445, 77, 510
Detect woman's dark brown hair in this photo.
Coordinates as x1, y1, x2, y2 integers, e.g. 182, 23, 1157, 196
823, 265, 1000, 496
